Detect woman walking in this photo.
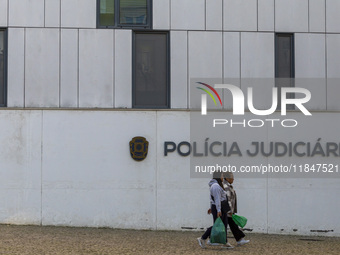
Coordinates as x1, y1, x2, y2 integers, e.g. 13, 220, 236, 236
197, 171, 233, 249
223, 171, 250, 245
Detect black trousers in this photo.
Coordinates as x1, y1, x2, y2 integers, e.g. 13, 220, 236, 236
227, 216, 245, 241
201, 204, 228, 242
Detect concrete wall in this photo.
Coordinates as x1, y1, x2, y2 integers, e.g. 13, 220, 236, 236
0, 110, 339, 237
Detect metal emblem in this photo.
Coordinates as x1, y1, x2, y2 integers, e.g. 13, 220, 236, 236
129, 136, 149, 161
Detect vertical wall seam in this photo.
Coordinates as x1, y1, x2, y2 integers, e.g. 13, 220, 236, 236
113, 30, 115, 108
239, 32, 241, 88
325, 0, 328, 110
77, 29, 79, 108
204, 0, 207, 31
308, 0, 310, 33
43, 0, 45, 27
7, 0, 9, 26
187, 31, 189, 109
257, 0, 259, 32
59, 0, 62, 106
274, 0, 276, 32
40, 110, 44, 226
59, 28, 61, 108
222, 0, 224, 104
222, 31, 224, 109
155, 111, 158, 230
23, 28, 26, 107
168, 0, 171, 30
222, 0, 224, 31
204, 0, 206, 30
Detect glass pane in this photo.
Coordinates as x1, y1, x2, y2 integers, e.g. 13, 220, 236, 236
120, 0, 147, 25
134, 33, 168, 107
276, 34, 294, 109
0, 31, 4, 105
276, 35, 292, 78
99, 0, 115, 26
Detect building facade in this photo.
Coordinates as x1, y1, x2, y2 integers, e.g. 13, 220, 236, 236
0, 0, 340, 236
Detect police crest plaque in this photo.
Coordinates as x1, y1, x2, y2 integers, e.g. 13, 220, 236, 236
129, 136, 149, 161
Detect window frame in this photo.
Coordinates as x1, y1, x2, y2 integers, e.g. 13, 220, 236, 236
275, 33, 295, 110
0, 28, 7, 107
97, 0, 152, 29
275, 33, 295, 79
132, 31, 170, 109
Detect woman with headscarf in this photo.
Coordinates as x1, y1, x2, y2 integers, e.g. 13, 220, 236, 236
197, 171, 233, 249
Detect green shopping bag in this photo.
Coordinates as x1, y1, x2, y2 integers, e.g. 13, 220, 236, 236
232, 214, 248, 228
210, 217, 226, 244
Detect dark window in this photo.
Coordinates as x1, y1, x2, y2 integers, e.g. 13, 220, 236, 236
133, 32, 170, 108
0, 29, 6, 107
98, 0, 151, 28
275, 33, 294, 109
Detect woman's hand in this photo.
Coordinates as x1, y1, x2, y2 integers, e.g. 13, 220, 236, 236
217, 211, 222, 218
207, 209, 212, 215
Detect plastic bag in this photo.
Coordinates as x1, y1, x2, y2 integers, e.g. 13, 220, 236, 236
232, 214, 248, 228
210, 217, 226, 244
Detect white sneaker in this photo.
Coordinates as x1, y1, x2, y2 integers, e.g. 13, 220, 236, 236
222, 242, 234, 249
197, 237, 206, 249
237, 238, 250, 245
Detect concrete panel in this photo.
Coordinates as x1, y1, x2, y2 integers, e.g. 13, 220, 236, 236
224, 32, 240, 79
327, 79, 340, 111
240, 33, 274, 110
223, 32, 240, 110
295, 34, 326, 110
223, 0, 257, 31
157, 188, 211, 230
188, 31, 223, 78
258, 0, 274, 32
42, 111, 157, 228
170, 31, 188, 109
25, 28, 60, 107
43, 189, 156, 228
267, 112, 340, 178
153, 0, 170, 30
156, 112, 206, 229
275, 0, 308, 32
61, 0, 96, 28
266, 113, 340, 233
171, 0, 205, 30
60, 29, 78, 108
45, 0, 61, 27
206, 0, 223, 31
326, 0, 340, 33
0, 111, 42, 225
7, 28, 25, 108
0, 0, 7, 26
79, 29, 114, 108
241, 32, 274, 78
326, 34, 340, 110
9, 0, 44, 27
309, 0, 325, 33
237, 185, 268, 233
295, 30, 327, 76
188, 32, 222, 109
115, 30, 132, 108
268, 182, 340, 235
326, 34, 340, 78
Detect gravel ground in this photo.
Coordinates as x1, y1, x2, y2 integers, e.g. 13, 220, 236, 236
0, 225, 339, 255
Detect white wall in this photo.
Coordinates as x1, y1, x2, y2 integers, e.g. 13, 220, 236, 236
1, 0, 340, 237
0, 110, 339, 237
